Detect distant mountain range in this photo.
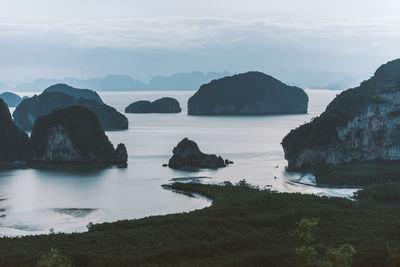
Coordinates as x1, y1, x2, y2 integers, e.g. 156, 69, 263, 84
271, 70, 361, 90
309, 76, 358, 90
13, 75, 145, 92
3, 72, 232, 92
147, 72, 232, 91
0, 70, 360, 92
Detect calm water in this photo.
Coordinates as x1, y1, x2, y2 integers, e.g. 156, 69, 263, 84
0, 90, 357, 236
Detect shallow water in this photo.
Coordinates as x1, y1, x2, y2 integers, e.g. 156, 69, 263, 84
0, 89, 356, 236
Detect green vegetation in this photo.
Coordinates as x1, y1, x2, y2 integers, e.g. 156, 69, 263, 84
355, 182, 400, 202
37, 248, 74, 267
314, 160, 400, 204
0, 182, 399, 266
294, 218, 356, 267
314, 160, 400, 186
386, 246, 400, 267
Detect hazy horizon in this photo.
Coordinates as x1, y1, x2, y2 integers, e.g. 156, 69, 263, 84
1, 0, 400, 84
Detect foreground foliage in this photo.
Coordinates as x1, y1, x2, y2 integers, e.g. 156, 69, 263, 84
36, 248, 73, 267
355, 182, 400, 203
0, 183, 400, 266
314, 160, 400, 186
294, 218, 356, 267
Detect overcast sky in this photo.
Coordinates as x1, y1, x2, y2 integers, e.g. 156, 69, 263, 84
1, 0, 400, 82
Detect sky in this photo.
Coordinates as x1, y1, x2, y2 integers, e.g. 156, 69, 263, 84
1, 0, 400, 83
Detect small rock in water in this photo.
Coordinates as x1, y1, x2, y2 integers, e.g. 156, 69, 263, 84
125, 97, 181, 113
224, 159, 234, 165
162, 164, 168, 167
168, 138, 226, 170
114, 144, 128, 164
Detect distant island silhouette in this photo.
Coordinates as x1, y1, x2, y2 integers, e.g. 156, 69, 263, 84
9, 72, 232, 92
188, 71, 308, 115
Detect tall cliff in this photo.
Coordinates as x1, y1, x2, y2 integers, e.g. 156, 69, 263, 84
0, 99, 28, 162
27, 106, 127, 164
282, 58, 400, 170
188, 72, 308, 115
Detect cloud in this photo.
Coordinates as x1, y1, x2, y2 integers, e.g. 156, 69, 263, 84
1, 14, 400, 82
1, 16, 400, 50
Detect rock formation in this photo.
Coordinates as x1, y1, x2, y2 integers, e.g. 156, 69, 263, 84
0, 99, 28, 162
0, 92, 22, 107
114, 143, 128, 164
125, 97, 181, 113
188, 72, 308, 115
168, 138, 227, 169
43, 84, 104, 103
13, 92, 128, 131
282, 58, 400, 170
27, 106, 127, 164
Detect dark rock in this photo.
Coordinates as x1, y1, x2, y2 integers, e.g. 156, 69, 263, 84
0, 92, 22, 107
27, 106, 126, 164
125, 97, 181, 113
168, 138, 226, 169
162, 164, 168, 167
13, 92, 128, 131
188, 71, 308, 115
282, 58, 400, 170
125, 101, 152, 113
0, 99, 29, 162
114, 144, 128, 164
43, 84, 104, 103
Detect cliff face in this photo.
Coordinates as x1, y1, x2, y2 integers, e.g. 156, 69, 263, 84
125, 97, 181, 113
188, 72, 308, 115
0, 99, 29, 162
13, 92, 128, 131
282, 58, 400, 170
27, 106, 127, 164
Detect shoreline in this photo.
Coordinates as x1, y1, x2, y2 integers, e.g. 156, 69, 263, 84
0, 182, 397, 266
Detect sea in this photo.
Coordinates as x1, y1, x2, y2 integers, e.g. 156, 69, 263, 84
0, 89, 358, 236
